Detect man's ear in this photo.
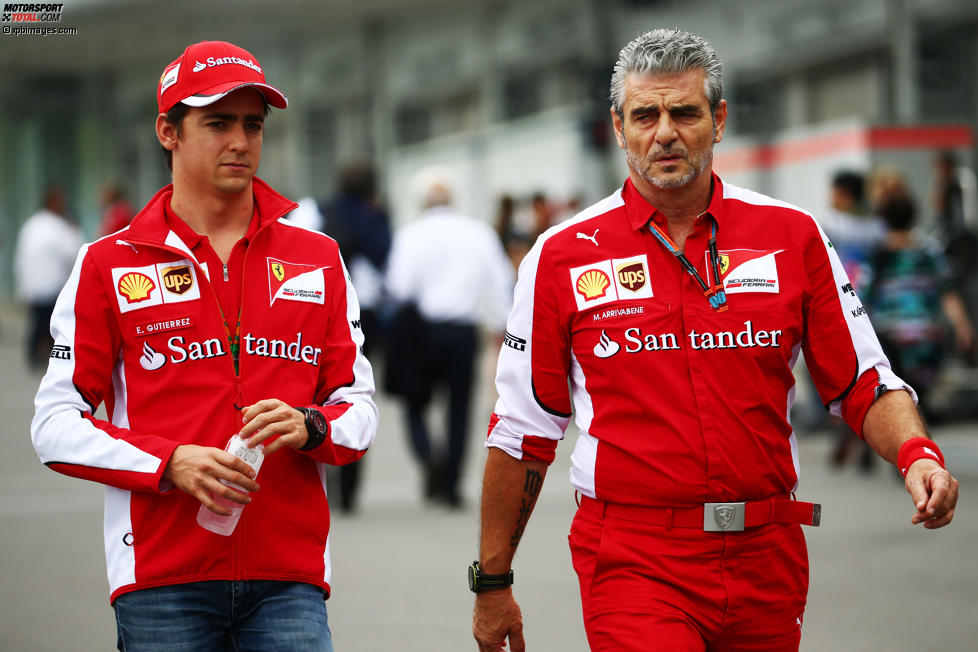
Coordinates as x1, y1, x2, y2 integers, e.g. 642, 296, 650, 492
712, 99, 727, 144
610, 107, 626, 150
156, 113, 178, 152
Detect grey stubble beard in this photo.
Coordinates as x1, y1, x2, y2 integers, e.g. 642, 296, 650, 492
627, 145, 714, 190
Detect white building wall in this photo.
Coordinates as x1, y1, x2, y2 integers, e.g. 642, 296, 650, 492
1, 0, 977, 301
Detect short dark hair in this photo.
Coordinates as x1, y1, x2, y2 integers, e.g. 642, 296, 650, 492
160, 102, 191, 172
879, 195, 916, 231
832, 171, 864, 203
159, 96, 271, 172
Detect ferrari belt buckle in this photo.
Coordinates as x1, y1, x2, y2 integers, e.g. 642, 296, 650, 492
703, 502, 746, 532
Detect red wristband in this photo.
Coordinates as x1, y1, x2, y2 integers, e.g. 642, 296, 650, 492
897, 437, 945, 477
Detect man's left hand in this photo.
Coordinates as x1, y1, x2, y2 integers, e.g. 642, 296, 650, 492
906, 459, 959, 529
240, 399, 309, 454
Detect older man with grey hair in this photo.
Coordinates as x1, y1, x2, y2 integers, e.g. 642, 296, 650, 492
472, 28, 957, 651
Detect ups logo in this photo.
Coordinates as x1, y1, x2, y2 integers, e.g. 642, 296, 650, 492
162, 265, 194, 295
616, 262, 646, 292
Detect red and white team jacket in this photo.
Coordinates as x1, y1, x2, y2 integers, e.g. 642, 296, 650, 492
488, 176, 911, 506
31, 178, 377, 601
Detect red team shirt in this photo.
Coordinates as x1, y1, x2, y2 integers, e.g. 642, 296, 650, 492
488, 175, 911, 507
31, 179, 377, 601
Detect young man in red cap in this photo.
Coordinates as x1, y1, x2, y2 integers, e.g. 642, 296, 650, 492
31, 41, 376, 650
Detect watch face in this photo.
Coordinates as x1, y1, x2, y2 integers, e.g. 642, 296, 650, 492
468, 563, 479, 592
309, 409, 327, 435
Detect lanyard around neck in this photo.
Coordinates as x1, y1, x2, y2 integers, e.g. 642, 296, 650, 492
647, 216, 728, 312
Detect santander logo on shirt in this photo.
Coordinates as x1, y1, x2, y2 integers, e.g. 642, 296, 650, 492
593, 330, 620, 358
589, 320, 785, 361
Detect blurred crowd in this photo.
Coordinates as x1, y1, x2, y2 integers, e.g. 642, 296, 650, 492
284, 163, 583, 512
813, 153, 978, 472
9, 150, 978, 500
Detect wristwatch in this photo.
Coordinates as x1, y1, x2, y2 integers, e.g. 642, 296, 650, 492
295, 407, 328, 451
468, 561, 514, 593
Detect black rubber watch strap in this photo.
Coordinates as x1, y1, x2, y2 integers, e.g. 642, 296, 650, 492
469, 561, 514, 593
296, 407, 328, 451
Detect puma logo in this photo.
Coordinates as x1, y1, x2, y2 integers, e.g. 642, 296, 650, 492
576, 229, 599, 246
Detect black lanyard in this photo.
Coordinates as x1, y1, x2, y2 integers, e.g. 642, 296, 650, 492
647, 216, 728, 312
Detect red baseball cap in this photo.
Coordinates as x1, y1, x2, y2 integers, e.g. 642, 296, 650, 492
157, 41, 288, 114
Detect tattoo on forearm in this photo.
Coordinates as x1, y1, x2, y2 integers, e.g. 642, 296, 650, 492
510, 469, 543, 547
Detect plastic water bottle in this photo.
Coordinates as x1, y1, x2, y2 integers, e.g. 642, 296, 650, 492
196, 434, 264, 536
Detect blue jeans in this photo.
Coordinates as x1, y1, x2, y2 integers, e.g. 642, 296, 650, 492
113, 580, 333, 651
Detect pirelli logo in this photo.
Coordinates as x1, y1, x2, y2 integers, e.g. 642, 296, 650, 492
50, 344, 71, 360
503, 331, 526, 352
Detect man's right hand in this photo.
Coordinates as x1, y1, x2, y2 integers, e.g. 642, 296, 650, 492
473, 588, 525, 652
163, 444, 260, 515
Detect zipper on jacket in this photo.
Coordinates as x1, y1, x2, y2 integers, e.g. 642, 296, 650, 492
232, 245, 250, 382
230, 256, 244, 578
124, 202, 294, 581
233, 226, 258, 580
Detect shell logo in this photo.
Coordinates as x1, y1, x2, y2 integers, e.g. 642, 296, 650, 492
118, 272, 156, 303
576, 269, 611, 301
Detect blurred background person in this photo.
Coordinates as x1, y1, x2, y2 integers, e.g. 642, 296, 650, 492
317, 162, 392, 513
96, 182, 134, 237
867, 165, 912, 213
320, 162, 392, 354
529, 191, 552, 241
931, 151, 978, 330
385, 168, 513, 507
494, 193, 516, 246
494, 193, 532, 272
865, 194, 975, 423
820, 170, 886, 469
931, 151, 968, 255
13, 185, 81, 371
819, 170, 885, 290
549, 194, 583, 225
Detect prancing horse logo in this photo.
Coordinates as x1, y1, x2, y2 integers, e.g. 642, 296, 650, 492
271, 262, 285, 282
714, 505, 736, 530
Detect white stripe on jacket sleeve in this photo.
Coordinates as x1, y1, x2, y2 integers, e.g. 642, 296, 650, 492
323, 253, 378, 453
488, 237, 571, 459
31, 244, 164, 475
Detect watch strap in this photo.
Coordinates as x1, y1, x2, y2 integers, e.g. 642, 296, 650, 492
296, 407, 328, 451
469, 560, 514, 593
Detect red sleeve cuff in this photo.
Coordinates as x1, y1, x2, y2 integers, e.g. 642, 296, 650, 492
841, 369, 885, 438
520, 434, 558, 464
